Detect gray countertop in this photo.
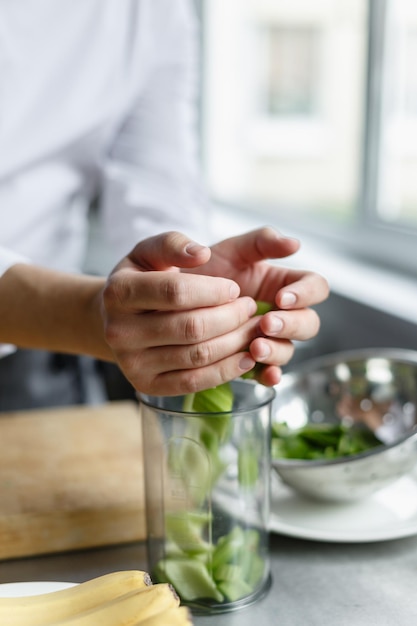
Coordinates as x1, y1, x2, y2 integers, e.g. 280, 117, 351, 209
1, 531, 416, 625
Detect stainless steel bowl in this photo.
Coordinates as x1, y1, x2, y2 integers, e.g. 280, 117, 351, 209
271, 348, 417, 502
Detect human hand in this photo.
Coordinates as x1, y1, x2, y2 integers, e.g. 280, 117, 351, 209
102, 228, 328, 394
186, 227, 330, 386
101, 232, 262, 395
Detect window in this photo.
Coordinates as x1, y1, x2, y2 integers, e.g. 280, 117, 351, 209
200, 0, 417, 275
261, 26, 321, 117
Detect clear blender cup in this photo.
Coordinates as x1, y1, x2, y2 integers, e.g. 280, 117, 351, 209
139, 379, 275, 614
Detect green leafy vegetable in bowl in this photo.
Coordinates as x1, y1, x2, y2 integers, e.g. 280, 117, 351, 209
271, 421, 383, 461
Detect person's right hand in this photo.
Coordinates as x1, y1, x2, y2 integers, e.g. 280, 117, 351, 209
101, 231, 259, 395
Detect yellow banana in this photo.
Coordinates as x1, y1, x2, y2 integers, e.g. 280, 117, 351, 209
50, 582, 180, 626
0, 570, 152, 626
131, 606, 193, 626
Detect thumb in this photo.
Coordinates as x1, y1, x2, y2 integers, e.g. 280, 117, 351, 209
128, 231, 211, 271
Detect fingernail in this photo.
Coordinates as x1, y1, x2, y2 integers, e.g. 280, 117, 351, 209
269, 314, 284, 333
247, 298, 257, 315
184, 242, 208, 256
280, 292, 297, 308
229, 282, 240, 300
239, 355, 255, 371
257, 341, 271, 360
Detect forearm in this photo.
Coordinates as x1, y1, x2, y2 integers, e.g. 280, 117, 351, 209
0, 264, 114, 361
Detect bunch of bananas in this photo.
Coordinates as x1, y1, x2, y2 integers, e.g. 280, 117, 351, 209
0, 570, 193, 626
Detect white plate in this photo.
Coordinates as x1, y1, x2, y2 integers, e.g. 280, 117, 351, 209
0, 581, 76, 597
270, 468, 417, 543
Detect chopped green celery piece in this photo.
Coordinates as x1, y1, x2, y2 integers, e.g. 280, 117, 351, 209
156, 558, 224, 603
197, 423, 222, 454
192, 412, 231, 443
168, 437, 212, 505
238, 445, 259, 488
213, 527, 263, 587
165, 539, 210, 564
164, 540, 189, 560
245, 552, 265, 588
183, 381, 234, 414
243, 547, 259, 581
213, 563, 242, 583
165, 511, 212, 556
182, 392, 196, 413
189, 420, 227, 485
253, 300, 273, 316
211, 526, 246, 570
244, 528, 261, 550
217, 578, 253, 603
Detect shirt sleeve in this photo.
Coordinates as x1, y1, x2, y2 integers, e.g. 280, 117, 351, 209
0, 246, 32, 357
0, 246, 31, 278
98, 0, 212, 272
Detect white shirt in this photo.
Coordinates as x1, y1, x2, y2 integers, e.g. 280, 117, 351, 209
0, 0, 209, 279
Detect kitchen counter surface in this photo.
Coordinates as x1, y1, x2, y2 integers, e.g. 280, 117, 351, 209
1, 530, 416, 625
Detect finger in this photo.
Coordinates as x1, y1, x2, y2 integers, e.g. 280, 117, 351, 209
248, 337, 295, 369
144, 314, 262, 371
129, 231, 211, 270
259, 308, 321, 342
211, 226, 300, 268
105, 297, 257, 350
103, 269, 240, 313
136, 351, 257, 396
254, 365, 282, 387
275, 270, 330, 310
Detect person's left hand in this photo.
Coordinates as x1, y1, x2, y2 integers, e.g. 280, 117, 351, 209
186, 227, 329, 386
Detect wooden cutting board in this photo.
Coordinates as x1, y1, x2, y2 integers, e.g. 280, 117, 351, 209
0, 401, 146, 560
